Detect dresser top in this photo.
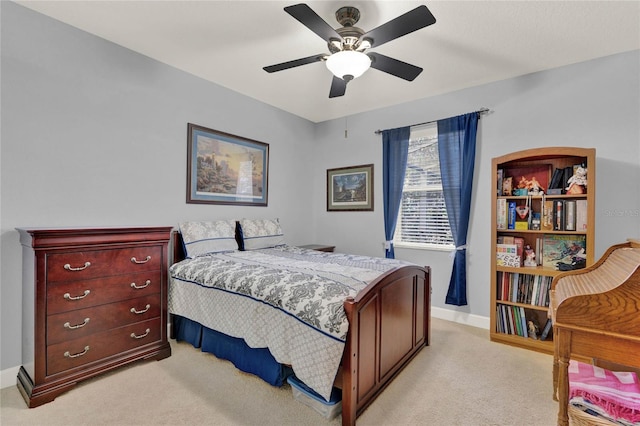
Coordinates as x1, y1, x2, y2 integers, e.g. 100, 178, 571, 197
17, 226, 173, 248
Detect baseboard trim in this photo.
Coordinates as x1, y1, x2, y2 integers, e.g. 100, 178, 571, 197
431, 306, 490, 330
1, 365, 20, 389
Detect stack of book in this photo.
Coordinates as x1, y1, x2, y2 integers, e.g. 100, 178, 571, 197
496, 306, 553, 340
497, 271, 553, 307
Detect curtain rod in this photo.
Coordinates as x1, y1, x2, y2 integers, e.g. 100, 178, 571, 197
373, 107, 492, 135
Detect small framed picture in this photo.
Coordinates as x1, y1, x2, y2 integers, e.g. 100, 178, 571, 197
326, 164, 374, 211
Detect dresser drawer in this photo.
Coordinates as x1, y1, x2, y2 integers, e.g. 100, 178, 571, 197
47, 294, 161, 345
47, 271, 161, 314
46, 318, 162, 376
46, 246, 162, 282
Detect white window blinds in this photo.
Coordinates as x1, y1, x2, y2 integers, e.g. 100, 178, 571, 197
394, 124, 454, 248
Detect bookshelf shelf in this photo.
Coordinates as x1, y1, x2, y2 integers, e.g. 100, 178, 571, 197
490, 147, 596, 353
496, 265, 573, 277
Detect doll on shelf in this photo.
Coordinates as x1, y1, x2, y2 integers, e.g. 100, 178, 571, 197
527, 176, 544, 195
524, 244, 537, 267
566, 166, 587, 194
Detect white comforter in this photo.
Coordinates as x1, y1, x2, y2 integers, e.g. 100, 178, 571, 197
168, 245, 411, 400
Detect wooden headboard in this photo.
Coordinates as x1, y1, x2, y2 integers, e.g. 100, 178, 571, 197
171, 230, 186, 264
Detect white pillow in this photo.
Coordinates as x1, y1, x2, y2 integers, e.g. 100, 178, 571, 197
239, 218, 285, 250
179, 220, 238, 258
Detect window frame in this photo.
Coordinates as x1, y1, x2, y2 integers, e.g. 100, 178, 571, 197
393, 124, 454, 251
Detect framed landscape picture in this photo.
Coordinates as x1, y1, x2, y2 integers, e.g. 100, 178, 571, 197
327, 164, 374, 211
187, 123, 269, 206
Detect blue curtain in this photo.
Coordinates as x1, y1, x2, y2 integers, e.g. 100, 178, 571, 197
437, 112, 479, 306
382, 127, 410, 259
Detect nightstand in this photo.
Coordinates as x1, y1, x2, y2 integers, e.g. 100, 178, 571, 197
299, 244, 335, 252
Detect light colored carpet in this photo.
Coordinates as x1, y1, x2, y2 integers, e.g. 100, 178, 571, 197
0, 318, 559, 425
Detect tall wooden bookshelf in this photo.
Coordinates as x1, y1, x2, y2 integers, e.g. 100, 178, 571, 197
490, 147, 595, 354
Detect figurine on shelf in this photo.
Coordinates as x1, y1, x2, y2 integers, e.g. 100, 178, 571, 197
502, 176, 513, 196
527, 176, 544, 195
524, 244, 537, 267
527, 320, 540, 340
566, 166, 587, 194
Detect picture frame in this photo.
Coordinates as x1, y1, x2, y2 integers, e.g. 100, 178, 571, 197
187, 123, 269, 206
327, 164, 374, 211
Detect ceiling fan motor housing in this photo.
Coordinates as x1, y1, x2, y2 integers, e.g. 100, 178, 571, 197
329, 27, 366, 53
335, 6, 360, 27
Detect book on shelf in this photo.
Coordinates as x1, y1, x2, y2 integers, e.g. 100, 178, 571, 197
519, 308, 528, 339
497, 198, 507, 230
497, 169, 503, 196
554, 200, 565, 231
496, 243, 520, 267
535, 237, 543, 265
542, 234, 587, 270
542, 200, 554, 231
539, 318, 553, 341
562, 166, 573, 192
514, 237, 524, 266
564, 200, 576, 231
576, 199, 588, 231
508, 202, 516, 229
549, 168, 564, 191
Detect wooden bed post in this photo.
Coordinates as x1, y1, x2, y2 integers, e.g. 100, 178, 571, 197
342, 297, 358, 426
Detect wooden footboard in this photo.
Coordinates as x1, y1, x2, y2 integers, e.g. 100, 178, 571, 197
341, 265, 431, 426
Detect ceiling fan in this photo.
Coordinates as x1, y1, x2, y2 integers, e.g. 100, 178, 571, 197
263, 3, 436, 98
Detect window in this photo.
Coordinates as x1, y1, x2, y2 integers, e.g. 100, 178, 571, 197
394, 124, 454, 249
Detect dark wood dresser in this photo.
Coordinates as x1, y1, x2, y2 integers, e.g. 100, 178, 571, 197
16, 226, 173, 408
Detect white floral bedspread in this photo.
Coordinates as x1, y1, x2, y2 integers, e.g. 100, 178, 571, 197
168, 245, 411, 400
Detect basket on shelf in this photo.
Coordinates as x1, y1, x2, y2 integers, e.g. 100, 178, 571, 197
568, 405, 616, 426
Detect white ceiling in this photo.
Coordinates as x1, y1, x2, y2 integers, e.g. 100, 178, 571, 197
15, 1, 640, 123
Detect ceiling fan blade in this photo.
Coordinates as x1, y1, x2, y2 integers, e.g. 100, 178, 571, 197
368, 52, 423, 81
285, 3, 342, 42
329, 76, 347, 98
361, 5, 436, 48
263, 54, 325, 73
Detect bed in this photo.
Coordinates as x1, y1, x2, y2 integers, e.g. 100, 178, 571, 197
168, 219, 431, 425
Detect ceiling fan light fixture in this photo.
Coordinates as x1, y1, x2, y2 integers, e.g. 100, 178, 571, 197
326, 51, 371, 81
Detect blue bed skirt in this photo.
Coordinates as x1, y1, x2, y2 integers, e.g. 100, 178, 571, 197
171, 314, 292, 386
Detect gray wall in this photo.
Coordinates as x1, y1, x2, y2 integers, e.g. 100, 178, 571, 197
310, 50, 640, 324
2, 1, 639, 382
1, 2, 316, 375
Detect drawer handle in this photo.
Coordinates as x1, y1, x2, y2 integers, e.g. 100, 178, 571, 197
64, 346, 90, 358
131, 328, 151, 339
64, 290, 91, 301
130, 304, 151, 315
130, 280, 151, 290
64, 262, 91, 272
131, 256, 151, 264
64, 318, 90, 330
